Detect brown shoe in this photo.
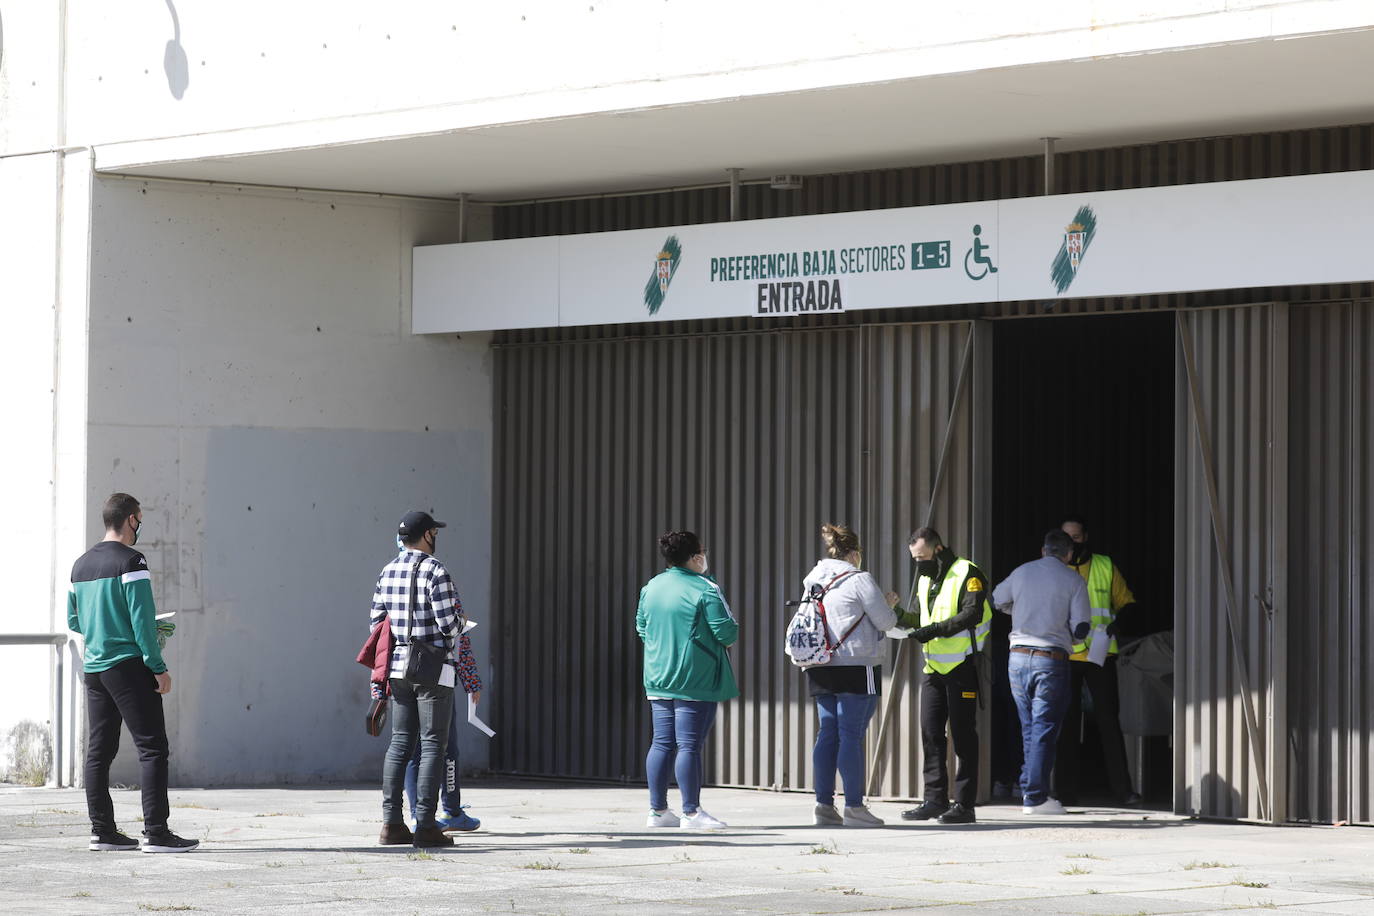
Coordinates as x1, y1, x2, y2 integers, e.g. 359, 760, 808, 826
379, 822, 412, 845
412, 825, 455, 848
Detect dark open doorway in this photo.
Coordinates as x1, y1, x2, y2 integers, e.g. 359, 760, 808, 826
988, 312, 1175, 808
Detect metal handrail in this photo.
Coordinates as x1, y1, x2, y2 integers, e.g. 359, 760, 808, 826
0, 633, 79, 787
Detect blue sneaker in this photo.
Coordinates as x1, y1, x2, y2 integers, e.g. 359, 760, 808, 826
437, 809, 480, 833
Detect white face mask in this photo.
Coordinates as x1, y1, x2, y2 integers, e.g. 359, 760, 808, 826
698, 555, 709, 575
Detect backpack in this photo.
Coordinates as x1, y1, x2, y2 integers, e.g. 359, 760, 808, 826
784, 570, 862, 668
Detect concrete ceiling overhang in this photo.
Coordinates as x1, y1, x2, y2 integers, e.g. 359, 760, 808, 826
97, 29, 1374, 201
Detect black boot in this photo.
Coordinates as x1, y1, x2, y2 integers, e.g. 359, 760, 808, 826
937, 803, 976, 824
900, 799, 949, 821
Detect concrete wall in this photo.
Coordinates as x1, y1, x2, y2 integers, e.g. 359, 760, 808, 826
0, 149, 91, 782
87, 177, 493, 785
4, 1, 1369, 158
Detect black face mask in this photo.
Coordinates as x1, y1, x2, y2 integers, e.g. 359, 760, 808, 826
1070, 542, 1090, 565
915, 558, 939, 578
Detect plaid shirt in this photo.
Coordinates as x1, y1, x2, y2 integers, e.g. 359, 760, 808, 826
370, 548, 464, 680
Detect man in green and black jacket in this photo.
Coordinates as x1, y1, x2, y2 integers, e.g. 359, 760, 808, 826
68, 492, 197, 853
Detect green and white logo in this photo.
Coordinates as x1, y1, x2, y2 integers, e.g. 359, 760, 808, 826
644, 235, 682, 315
1050, 205, 1097, 294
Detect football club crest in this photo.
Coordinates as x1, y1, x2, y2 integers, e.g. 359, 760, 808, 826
1049, 205, 1097, 294
643, 234, 682, 315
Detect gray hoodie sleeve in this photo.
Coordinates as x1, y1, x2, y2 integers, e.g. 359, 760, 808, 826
854, 573, 898, 632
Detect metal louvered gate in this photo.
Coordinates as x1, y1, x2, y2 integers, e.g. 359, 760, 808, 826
1288, 300, 1374, 826
1174, 304, 1289, 823
491, 321, 983, 796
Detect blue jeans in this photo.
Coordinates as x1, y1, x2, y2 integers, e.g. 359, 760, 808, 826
646, 699, 717, 814
813, 693, 879, 809
405, 700, 461, 819
1008, 651, 1070, 807
382, 679, 454, 829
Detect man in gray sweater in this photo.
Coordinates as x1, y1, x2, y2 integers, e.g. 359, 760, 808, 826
992, 529, 1091, 815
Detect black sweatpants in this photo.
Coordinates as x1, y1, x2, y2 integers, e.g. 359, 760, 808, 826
1053, 656, 1132, 804
84, 657, 170, 835
920, 661, 980, 808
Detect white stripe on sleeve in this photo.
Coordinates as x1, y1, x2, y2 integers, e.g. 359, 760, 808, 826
121, 570, 151, 584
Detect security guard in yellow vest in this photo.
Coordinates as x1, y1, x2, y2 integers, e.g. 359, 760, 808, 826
1054, 517, 1141, 806
898, 527, 992, 825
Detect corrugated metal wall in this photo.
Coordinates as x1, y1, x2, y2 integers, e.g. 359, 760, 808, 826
1174, 305, 1288, 822
1288, 300, 1374, 825
485, 123, 1374, 822
492, 323, 979, 796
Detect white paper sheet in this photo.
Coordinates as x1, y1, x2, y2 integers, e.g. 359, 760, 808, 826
1086, 624, 1111, 667
467, 693, 495, 737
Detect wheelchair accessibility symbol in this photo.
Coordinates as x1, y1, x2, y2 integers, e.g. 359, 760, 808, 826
964, 224, 998, 281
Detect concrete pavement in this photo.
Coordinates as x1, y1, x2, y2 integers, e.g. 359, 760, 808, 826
3, 781, 1372, 914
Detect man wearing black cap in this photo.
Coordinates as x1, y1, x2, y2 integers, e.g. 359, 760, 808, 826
371, 510, 464, 848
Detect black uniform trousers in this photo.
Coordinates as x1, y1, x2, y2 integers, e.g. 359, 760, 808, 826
84, 657, 170, 835
1053, 656, 1132, 804
920, 660, 979, 808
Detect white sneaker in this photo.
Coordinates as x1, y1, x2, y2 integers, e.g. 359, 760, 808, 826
1022, 798, 1068, 815
842, 805, 885, 827
679, 808, 727, 829
646, 809, 681, 828
813, 804, 843, 826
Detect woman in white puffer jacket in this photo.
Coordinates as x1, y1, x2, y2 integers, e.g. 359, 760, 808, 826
802, 523, 908, 827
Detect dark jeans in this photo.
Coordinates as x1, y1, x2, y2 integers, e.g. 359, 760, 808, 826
813, 693, 879, 809
383, 678, 454, 828
920, 662, 980, 808
1008, 650, 1070, 807
406, 700, 461, 817
84, 657, 170, 835
646, 699, 717, 814
1054, 657, 1133, 804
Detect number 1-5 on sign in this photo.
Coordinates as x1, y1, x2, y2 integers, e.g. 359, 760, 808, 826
912, 241, 950, 270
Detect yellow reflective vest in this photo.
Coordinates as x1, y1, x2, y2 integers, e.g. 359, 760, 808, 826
1070, 553, 1119, 657
917, 556, 992, 675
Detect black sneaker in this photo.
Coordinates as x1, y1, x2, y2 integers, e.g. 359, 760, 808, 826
900, 799, 949, 821
938, 803, 977, 825
90, 831, 140, 851
142, 830, 200, 854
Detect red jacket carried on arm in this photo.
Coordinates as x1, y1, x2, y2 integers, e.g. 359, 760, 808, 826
356, 616, 392, 695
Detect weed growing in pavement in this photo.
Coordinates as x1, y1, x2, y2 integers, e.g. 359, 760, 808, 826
1061, 865, 1091, 875
42, 808, 81, 815
70, 892, 92, 898
568, 848, 590, 854
407, 852, 437, 862
263, 862, 284, 869
519, 859, 562, 870
172, 803, 217, 810
1066, 852, 1104, 860
841, 888, 862, 896
806, 840, 839, 855
1183, 860, 1234, 870
1233, 880, 1270, 888
136, 906, 196, 912
1086, 889, 1100, 894
253, 812, 290, 817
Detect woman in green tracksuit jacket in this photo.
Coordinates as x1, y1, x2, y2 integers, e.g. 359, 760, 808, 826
635, 530, 739, 830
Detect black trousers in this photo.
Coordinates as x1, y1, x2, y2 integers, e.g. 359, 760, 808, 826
920, 662, 980, 808
1053, 657, 1132, 804
84, 657, 170, 834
